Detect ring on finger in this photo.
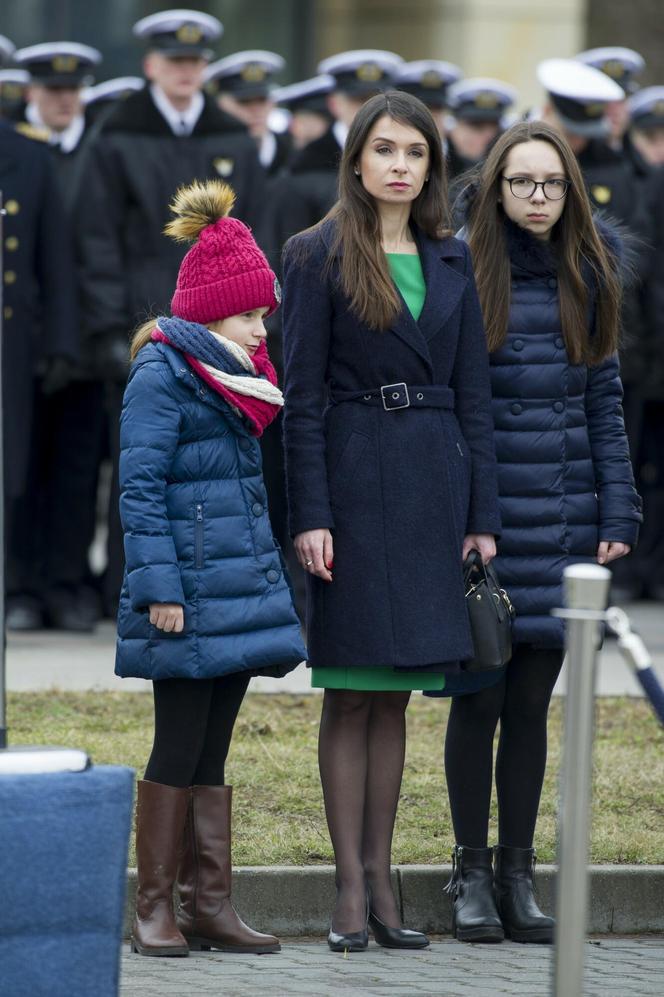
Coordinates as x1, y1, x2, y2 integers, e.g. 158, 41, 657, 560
305, 559, 314, 566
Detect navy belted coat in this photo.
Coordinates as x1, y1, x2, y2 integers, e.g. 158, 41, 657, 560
486, 221, 642, 647
115, 341, 306, 680
282, 221, 501, 671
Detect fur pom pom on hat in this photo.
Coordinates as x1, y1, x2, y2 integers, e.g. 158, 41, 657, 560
166, 180, 280, 323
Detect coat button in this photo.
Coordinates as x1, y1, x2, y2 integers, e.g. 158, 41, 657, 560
238, 438, 252, 451
511, 403, 523, 415
555, 337, 564, 349
553, 401, 564, 413
252, 502, 263, 516
4, 271, 16, 285
548, 277, 558, 289
512, 339, 524, 351
266, 569, 280, 584
5, 200, 19, 215
4, 306, 12, 320
5, 236, 18, 251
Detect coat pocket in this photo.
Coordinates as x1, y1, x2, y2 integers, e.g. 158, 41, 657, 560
194, 503, 205, 569
329, 431, 370, 485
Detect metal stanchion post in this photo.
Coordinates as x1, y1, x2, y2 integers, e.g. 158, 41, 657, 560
552, 563, 611, 997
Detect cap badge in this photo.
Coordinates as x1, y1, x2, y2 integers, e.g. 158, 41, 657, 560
2, 83, 25, 100
241, 63, 267, 82
475, 92, 498, 109
654, 100, 664, 115
591, 184, 612, 205
584, 102, 605, 118
52, 55, 79, 72
176, 24, 203, 44
422, 70, 443, 88
274, 276, 282, 304
356, 63, 382, 82
214, 157, 234, 178
602, 60, 625, 79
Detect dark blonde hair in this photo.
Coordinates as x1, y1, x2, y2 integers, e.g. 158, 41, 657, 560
287, 90, 452, 330
465, 121, 621, 364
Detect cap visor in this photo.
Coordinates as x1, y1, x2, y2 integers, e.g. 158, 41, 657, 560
558, 112, 608, 138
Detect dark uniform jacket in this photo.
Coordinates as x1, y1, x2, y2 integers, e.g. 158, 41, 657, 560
75, 87, 265, 379
282, 220, 500, 671
260, 126, 341, 268
0, 122, 79, 494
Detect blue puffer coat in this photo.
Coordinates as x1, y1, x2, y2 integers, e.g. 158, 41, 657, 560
489, 220, 642, 647
115, 341, 306, 680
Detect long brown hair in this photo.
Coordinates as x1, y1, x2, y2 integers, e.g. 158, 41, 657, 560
288, 90, 452, 330
465, 121, 621, 364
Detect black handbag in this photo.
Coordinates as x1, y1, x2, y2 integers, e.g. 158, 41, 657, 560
462, 550, 516, 672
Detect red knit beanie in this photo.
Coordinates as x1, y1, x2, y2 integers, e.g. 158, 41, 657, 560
165, 180, 280, 324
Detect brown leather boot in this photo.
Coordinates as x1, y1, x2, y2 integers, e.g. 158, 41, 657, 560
131, 780, 190, 957
176, 784, 280, 953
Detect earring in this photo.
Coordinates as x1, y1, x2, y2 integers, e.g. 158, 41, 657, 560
354, 168, 361, 176
425, 176, 430, 182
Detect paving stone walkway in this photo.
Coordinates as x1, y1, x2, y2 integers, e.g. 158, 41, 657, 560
120, 935, 664, 996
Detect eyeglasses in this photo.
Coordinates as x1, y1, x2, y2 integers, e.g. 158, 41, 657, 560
502, 176, 571, 200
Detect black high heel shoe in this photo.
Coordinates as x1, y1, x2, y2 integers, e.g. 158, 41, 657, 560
327, 891, 369, 952
368, 908, 430, 949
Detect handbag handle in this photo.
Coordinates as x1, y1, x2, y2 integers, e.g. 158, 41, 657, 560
463, 549, 489, 589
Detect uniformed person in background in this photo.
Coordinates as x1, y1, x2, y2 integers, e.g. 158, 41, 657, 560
7, 42, 113, 630
0, 69, 29, 120
576, 47, 645, 153
82, 75, 145, 124
272, 74, 335, 153
76, 8, 266, 617
537, 57, 659, 600
628, 86, 664, 168
204, 50, 291, 175
445, 77, 517, 182
395, 59, 461, 141
1, 119, 80, 629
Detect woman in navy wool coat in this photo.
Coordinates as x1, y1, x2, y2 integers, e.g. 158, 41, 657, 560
282, 91, 501, 952
442, 122, 642, 945
115, 180, 305, 958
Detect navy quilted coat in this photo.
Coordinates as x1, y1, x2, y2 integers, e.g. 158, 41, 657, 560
115, 341, 306, 680
487, 220, 642, 647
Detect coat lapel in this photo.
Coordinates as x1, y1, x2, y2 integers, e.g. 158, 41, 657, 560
415, 231, 468, 342
388, 291, 433, 370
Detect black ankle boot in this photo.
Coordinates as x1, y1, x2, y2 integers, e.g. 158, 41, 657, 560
494, 845, 554, 944
446, 846, 504, 943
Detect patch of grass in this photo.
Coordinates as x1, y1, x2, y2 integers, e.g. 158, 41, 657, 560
7, 692, 664, 865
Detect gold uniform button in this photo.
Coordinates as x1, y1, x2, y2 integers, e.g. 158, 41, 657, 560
5, 236, 19, 251
3, 306, 13, 320
4, 271, 16, 285
5, 200, 19, 215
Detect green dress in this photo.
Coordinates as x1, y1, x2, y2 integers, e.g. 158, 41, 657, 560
311, 252, 445, 693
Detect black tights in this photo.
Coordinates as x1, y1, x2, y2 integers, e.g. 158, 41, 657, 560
444, 645, 564, 849
318, 688, 411, 933
144, 672, 250, 788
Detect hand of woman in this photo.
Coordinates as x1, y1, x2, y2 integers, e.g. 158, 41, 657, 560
149, 603, 184, 632
294, 529, 334, 582
462, 533, 497, 565
597, 541, 631, 565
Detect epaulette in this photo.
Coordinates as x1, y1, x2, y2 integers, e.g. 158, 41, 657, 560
14, 121, 51, 143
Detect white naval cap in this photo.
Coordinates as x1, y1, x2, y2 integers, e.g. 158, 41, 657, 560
133, 9, 222, 58
0, 34, 15, 65
538, 58, 624, 137
83, 76, 145, 106
395, 60, 462, 107
576, 47, 645, 94
273, 75, 335, 113
13, 42, 102, 86
446, 77, 517, 121
204, 50, 285, 97
317, 49, 403, 95
628, 86, 664, 130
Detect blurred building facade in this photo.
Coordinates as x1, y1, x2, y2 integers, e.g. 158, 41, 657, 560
2, 1, 663, 110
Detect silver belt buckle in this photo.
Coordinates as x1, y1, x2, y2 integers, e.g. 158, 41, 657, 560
381, 382, 410, 411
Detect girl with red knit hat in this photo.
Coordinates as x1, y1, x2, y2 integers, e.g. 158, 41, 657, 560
115, 180, 305, 958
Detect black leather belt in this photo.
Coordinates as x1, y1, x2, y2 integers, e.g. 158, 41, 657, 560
330, 383, 455, 411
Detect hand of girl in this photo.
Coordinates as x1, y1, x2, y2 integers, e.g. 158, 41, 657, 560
462, 533, 497, 565
597, 541, 631, 565
149, 603, 184, 632
294, 529, 334, 582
